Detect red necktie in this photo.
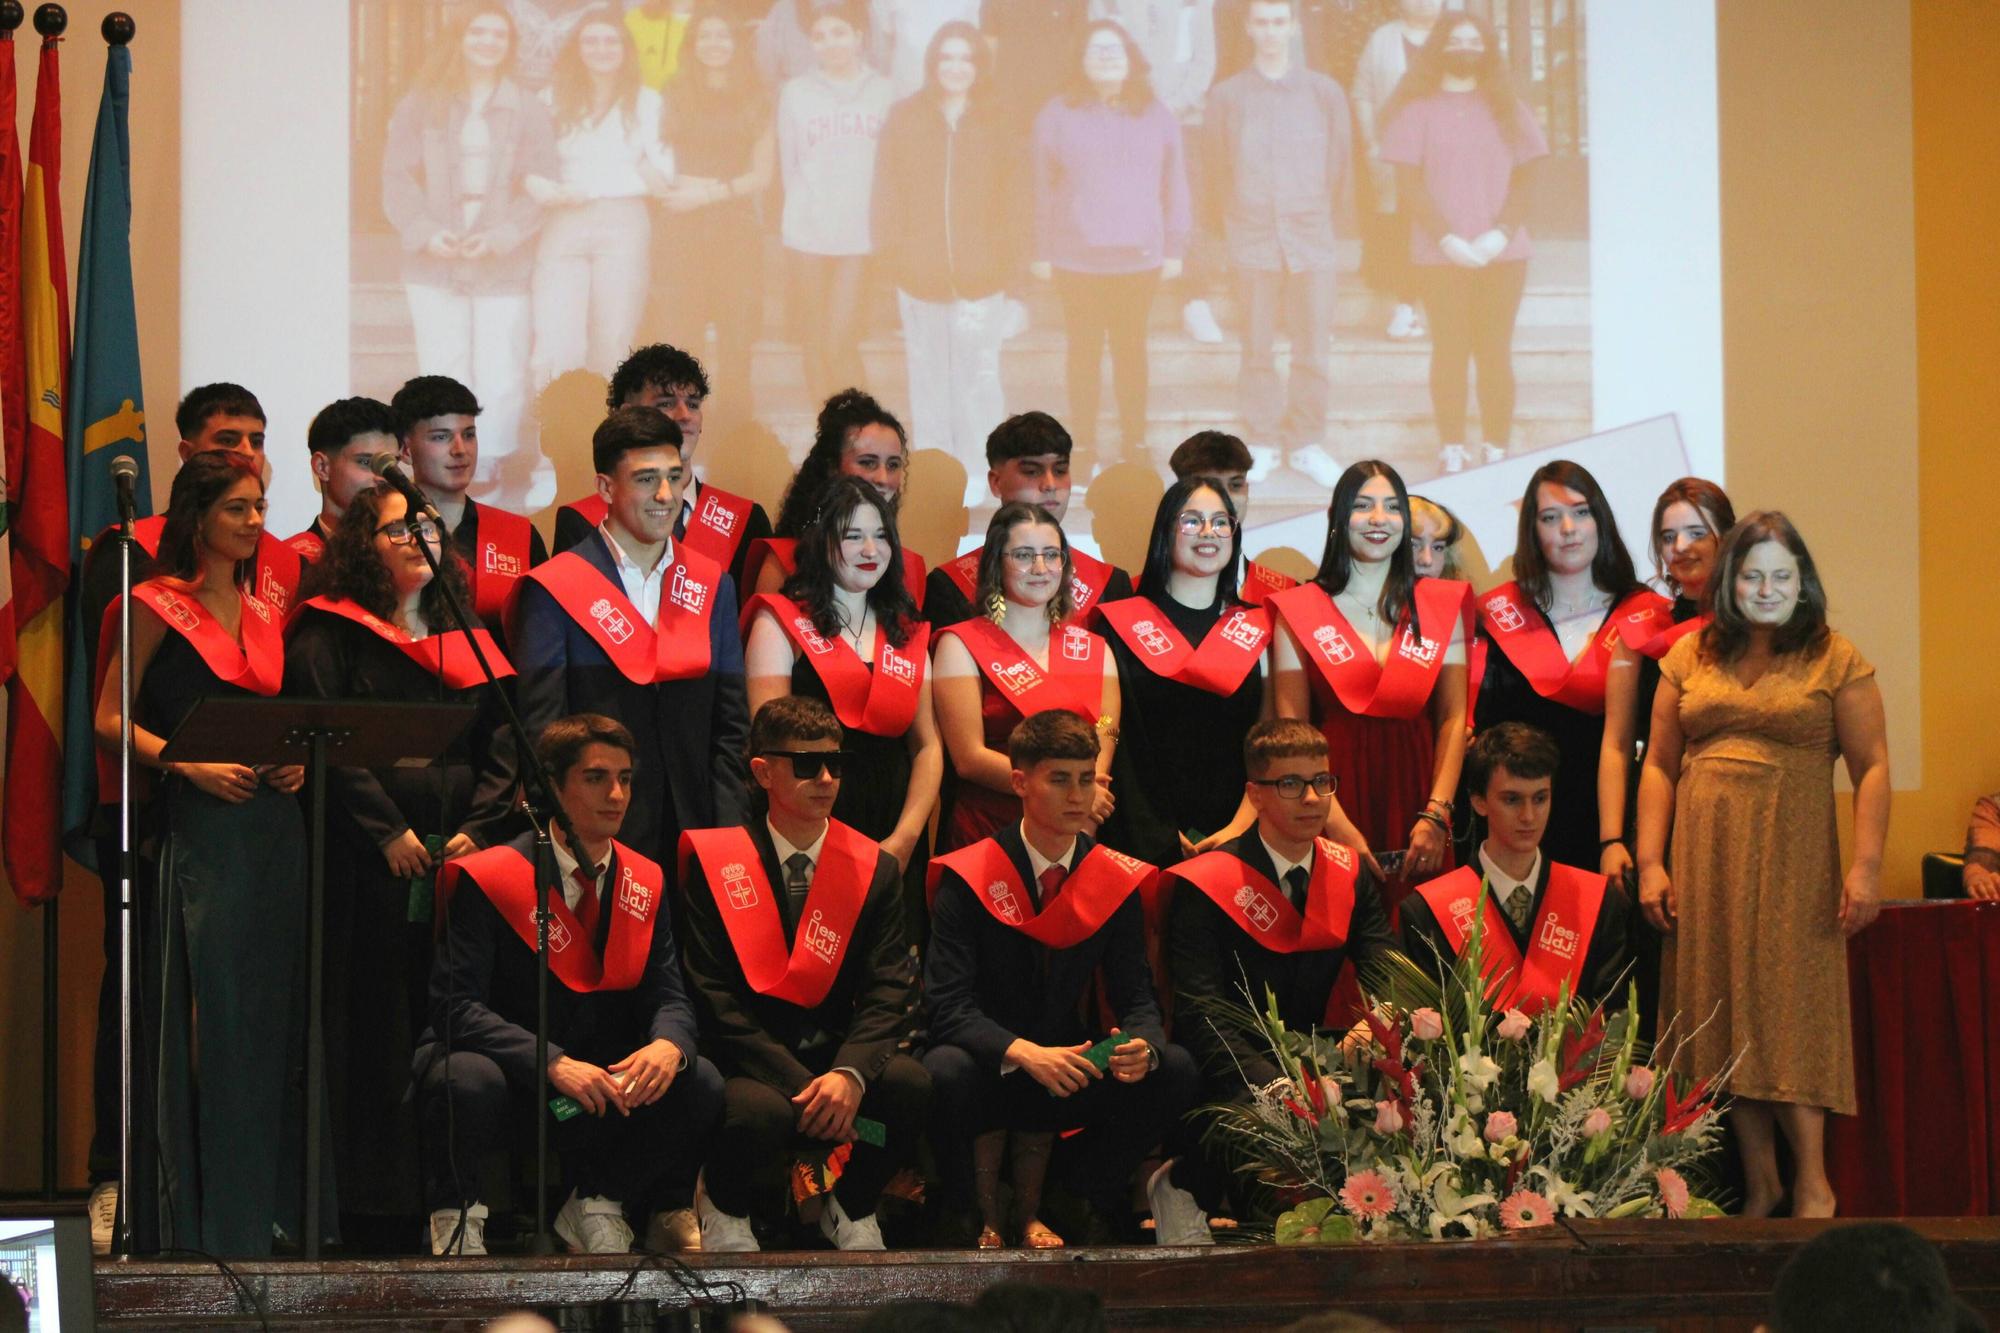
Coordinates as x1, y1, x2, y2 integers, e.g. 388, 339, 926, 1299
572, 866, 602, 941
1037, 863, 1067, 910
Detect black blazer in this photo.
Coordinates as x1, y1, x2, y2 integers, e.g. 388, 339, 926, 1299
510, 528, 752, 865
922, 824, 1165, 1070
680, 821, 914, 1095
552, 486, 771, 595
1168, 833, 1395, 1088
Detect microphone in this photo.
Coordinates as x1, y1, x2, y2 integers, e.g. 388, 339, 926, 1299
109, 454, 139, 528
367, 453, 443, 523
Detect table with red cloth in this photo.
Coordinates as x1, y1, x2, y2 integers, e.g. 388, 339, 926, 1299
1827, 899, 2000, 1216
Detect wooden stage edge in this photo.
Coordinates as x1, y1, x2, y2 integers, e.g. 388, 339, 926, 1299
96, 1217, 2000, 1331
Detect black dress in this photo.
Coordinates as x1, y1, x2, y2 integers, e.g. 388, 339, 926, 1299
1622, 595, 1698, 1041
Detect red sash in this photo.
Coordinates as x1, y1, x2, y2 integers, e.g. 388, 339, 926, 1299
1631, 611, 1707, 661
679, 821, 877, 1009
1476, 584, 1671, 715
137, 578, 286, 697
514, 548, 719, 684
285, 527, 326, 563
1413, 863, 1608, 1013
297, 595, 516, 688
938, 617, 1104, 722
745, 538, 928, 612
940, 551, 979, 600
927, 839, 1155, 947
1164, 840, 1359, 954
439, 842, 663, 992
939, 549, 1122, 625
467, 503, 536, 622
1239, 559, 1298, 608
744, 593, 927, 735
680, 484, 756, 568
119, 520, 303, 615
1270, 578, 1471, 720
131, 514, 166, 557
1096, 597, 1269, 697
560, 494, 610, 532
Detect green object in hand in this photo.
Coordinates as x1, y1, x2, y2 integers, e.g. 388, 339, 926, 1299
1082, 1034, 1125, 1072
853, 1116, 886, 1148
549, 1094, 583, 1122
407, 833, 446, 923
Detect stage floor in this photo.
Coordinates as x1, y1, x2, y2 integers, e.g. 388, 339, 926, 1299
93, 1217, 2000, 1331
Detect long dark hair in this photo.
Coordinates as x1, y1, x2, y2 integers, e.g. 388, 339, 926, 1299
1512, 460, 1643, 611
1701, 510, 1831, 665
1060, 20, 1156, 113
921, 20, 988, 100
663, 7, 769, 132
1137, 477, 1242, 605
974, 501, 1073, 625
1648, 476, 1737, 596
1379, 12, 1527, 147
319, 484, 474, 628
156, 451, 264, 587
1313, 460, 1417, 626
548, 14, 643, 134
773, 389, 908, 537
782, 476, 917, 648
417, 3, 518, 101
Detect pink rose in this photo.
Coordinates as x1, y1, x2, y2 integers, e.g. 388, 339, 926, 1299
1582, 1107, 1613, 1138
1624, 1066, 1656, 1100
1496, 1009, 1531, 1041
1373, 1100, 1407, 1135
1483, 1111, 1518, 1143
1410, 1008, 1444, 1041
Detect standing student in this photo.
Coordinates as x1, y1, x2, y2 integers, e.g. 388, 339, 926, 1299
1468, 460, 1667, 872
1350, 0, 1439, 341
288, 397, 400, 566
1377, 12, 1548, 475
1167, 428, 1297, 606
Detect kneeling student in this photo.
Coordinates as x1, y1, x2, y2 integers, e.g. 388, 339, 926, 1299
1401, 722, 1635, 1012
679, 697, 930, 1252
922, 709, 1198, 1249
416, 715, 725, 1256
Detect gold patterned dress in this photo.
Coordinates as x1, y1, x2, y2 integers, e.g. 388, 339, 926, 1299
1657, 631, 1874, 1114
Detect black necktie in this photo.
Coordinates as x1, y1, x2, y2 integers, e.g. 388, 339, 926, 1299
1284, 865, 1310, 912
784, 852, 813, 916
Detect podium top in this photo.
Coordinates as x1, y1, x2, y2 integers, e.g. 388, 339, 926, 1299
160, 696, 478, 768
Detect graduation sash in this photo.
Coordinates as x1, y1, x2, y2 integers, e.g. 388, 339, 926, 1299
284, 526, 327, 564
680, 484, 756, 568
440, 842, 663, 993
1165, 840, 1359, 954
744, 538, 928, 613
939, 617, 1104, 721
1475, 583, 1671, 715
560, 493, 610, 532
296, 595, 516, 688
132, 514, 166, 557
1413, 864, 1608, 1013
1096, 598, 1269, 697
927, 839, 1155, 948
939, 551, 979, 600
939, 548, 1122, 624
744, 593, 927, 735
1269, 578, 1470, 719
466, 502, 536, 622
1239, 559, 1298, 608
679, 821, 876, 1009
515, 547, 720, 684
1630, 610, 1707, 661
138, 578, 286, 697
125, 519, 304, 616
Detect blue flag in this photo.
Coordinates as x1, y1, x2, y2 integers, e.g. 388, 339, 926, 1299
60, 44, 149, 867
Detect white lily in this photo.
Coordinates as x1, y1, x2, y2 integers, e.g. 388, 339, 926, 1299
1526, 1056, 1561, 1105
1457, 1044, 1502, 1093
1529, 1165, 1597, 1217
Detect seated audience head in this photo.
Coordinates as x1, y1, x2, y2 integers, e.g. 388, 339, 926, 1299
307, 396, 399, 523
974, 1282, 1106, 1333
747, 695, 845, 826
175, 381, 267, 465
1704, 510, 1829, 663
323, 482, 469, 623
1243, 718, 1334, 849
984, 411, 1074, 522
1316, 461, 1416, 618
775, 388, 909, 535
976, 500, 1074, 625
607, 342, 711, 460
1138, 475, 1241, 603
1465, 722, 1560, 858
1649, 476, 1737, 602
393, 375, 482, 501
1765, 1222, 1962, 1333
592, 405, 687, 548
1008, 710, 1101, 841
788, 474, 918, 644
536, 714, 639, 850
1169, 429, 1253, 526
1407, 495, 1465, 581
158, 449, 266, 585
1513, 459, 1643, 607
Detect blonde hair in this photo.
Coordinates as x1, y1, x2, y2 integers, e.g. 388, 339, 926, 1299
1408, 495, 1464, 580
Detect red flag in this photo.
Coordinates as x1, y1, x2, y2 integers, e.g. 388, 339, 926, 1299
4, 34, 72, 904
0, 30, 25, 689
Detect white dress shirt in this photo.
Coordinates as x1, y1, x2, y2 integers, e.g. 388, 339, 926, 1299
1260, 833, 1315, 909
1020, 823, 1079, 905
551, 836, 611, 915
600, 522, 675, 627
1478, 844, 1543, 932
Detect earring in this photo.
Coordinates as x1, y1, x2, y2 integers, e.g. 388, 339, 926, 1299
1046, 598, 1066, 627
984, 588, 1008, 624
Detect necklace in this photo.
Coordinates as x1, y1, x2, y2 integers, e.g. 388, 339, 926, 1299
835, 601, 870, 651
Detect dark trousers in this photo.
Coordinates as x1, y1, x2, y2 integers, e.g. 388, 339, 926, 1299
1421, 258, 1530, 445
415, 1047, 725, 1215
1053, 268, 1162, 457
922, 1040, 1199, 1216
1168, 1082, 1253, 1214
703, 1054, 931, 1221
791, 250, 868, 403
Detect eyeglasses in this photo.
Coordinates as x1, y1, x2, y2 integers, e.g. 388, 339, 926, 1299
375, 517, 441, 544
762, 750, 847, 780
1003, 547, 1065, 569
1175, 512, 1234, 536
1249, 772, 1337, 800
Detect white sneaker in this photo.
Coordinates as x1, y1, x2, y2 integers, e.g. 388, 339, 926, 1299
695, 1181, 760, 1253
1478, 442, 1507, 466
429, 1202, 490, 1256
1245, 444, 1282, 483
1386, 302, 1418, 340
88, 1181, 118, 1256
819, 1192, 887, 1251
1288, 444, 1346, 488
1147, 1161, 1215, 1247
1182, 299, 1224, 344
1438, 443, 1471, 474
999, 297, 1031, 341
554, 1191, 633, 1255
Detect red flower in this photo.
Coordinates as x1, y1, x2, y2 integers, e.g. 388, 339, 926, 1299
1558, 1008, 1608, 1092
1662, 1074, 1714, 1136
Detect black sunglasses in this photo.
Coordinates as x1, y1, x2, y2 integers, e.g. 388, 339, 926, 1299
762, 750, 847, 780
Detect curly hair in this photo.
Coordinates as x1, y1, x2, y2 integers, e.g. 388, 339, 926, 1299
973, 501, 1074, 624
772, 389, 908, 538
318, 483, 474, 627
781, 476, 917, 648
155, 451, 264, 585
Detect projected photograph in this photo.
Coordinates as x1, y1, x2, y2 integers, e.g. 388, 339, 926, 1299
348, 0, 1598, 565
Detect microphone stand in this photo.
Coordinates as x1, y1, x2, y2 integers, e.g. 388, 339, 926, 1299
115, 498, 137, 1256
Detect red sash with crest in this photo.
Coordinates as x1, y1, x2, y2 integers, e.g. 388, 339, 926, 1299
297, 595, 516, 688
1630, 611, 1707, 661
927, 839, 1155, 948
939, 549, 1122, 624
1269, 578, 1470, 720
1164, 841, 1360, 954
680, 484, 756, 568
285, 527, 327, 563
744, 593, 927, 735
513, 548, 719, 684
1413, 864, 1607, 1013
744, 538, 928, 613
439, 842, 663, 993
1239, 559, 1298, 608
939, 617, 1103, 722
1475, 584, 1671, 715
467, 503, 536, 622
117, 521, 303, 615
1096, 598, 1269, 697
560, 494, 610, 532
679, 821, 877, 1009
939, 551, 979, 600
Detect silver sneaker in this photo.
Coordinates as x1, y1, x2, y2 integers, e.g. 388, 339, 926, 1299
695, 1179, 760, 1253
554, 1191, 633, 1255
1147, 1161, 1215, 1246
818, 1193, 887, 1251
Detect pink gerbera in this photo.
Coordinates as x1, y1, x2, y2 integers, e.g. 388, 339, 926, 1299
1339, 1169, 1396, 1220
1655, 1166, 1690, 1218
1498, 1189, 1554, 1230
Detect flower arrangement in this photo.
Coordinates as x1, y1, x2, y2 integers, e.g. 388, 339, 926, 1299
1201, 907, 1731, 1242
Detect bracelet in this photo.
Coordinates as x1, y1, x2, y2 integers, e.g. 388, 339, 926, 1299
1598, 837, 1625, 851
1416, 810, 1449, 833
1425, 797, 1454, 815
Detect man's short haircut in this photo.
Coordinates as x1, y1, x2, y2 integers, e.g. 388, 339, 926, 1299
1169, 430, 1253, 481
1464, 722, 1561, 795
1770, 1223, 1960, 1333
175, 382, 266, 440
537, 713, 638, 787
1008, 709, 1099, 769
1243, 718, 1327, 778
748, 695, 844, 758
592, 405, 684, 476
986, 410, 1073, 467
392, 375, 482, 438
606, 342, 711, 409
307, 396, 397, 459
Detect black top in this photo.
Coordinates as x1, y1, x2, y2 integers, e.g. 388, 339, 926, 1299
137, 627, 252, 746
791, 652, 911, 843
1398, 859, 1637, 1013
1621, 596, 1699, 841
871, 94, 1017, 303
